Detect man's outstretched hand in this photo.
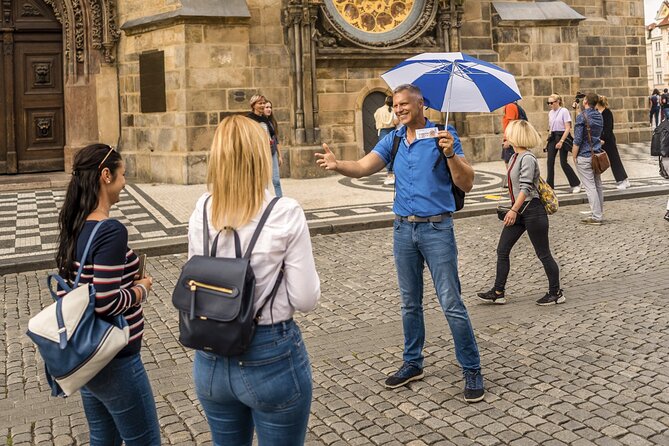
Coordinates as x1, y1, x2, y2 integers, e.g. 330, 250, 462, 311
315, 143, 338, 171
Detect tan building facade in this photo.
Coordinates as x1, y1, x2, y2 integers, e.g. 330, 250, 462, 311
0, 0, 651, 183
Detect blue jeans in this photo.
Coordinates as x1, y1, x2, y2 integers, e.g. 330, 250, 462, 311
393, 218, 481, 372
272, 152, 283, 197
194, 320, 312, 446
80, 353, 160, 446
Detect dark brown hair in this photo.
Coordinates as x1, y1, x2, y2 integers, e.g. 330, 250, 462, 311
56, 144, 122, 279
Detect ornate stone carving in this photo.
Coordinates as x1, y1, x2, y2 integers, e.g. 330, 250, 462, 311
72, 0, 85, 62
21, 3, 42, 16
332, 0, 415, 34
39, 0, 121, 68
33, 62, 51, 85
317, 0, 439, 50
35, 117, 53, 138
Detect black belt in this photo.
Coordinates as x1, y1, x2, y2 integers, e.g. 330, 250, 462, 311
395, 212, 452, 223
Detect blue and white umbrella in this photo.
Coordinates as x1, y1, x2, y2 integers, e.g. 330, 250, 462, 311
381, 52, 521, 122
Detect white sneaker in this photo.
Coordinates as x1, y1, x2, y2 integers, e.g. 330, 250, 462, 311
571, 185, 581, 194
624, 178, 631, 188
616, 180, 629, 190
383, 175, 395, 186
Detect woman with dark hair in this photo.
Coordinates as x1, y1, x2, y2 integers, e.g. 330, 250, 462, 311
56, 144, 160, 445
263, 99, 284, 197
596, 95, 630, 190
650, 88, 661, 128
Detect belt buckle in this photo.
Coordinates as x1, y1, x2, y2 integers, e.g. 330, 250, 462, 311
407, 215, 417, 222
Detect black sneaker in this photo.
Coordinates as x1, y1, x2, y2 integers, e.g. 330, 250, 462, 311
664, 210, 669, 222
384, 363, 424, 389
463, 369, 485, 403
477, 288, 506, 304
536, 289, 566, 306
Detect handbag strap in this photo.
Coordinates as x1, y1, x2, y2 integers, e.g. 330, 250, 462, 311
506, 153, 520, 204
582, 112, 595, 157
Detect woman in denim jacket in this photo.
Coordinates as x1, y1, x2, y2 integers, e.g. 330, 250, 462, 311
477, 120, 563, 306
188, 115, 320, 445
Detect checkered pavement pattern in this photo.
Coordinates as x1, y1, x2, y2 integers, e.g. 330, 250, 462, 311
0, 185, 185, 260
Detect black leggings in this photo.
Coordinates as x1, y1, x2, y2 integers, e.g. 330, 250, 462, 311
546, 132, 580, 189
494, 199, 560, 294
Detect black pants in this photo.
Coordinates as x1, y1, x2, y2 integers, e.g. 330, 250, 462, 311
546, 132, 580, 189
494, 199, 560, 295
601, 138, 628, 182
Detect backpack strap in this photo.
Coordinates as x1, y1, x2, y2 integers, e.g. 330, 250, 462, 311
49, 219, 106, 349
254, 263, 285, 325
244, 197, 281, 259
388, 132, 401, 173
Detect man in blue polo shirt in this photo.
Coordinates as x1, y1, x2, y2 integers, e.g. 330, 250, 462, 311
315, 84, 484, 403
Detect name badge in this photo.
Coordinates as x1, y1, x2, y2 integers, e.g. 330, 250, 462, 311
415, 128, 439, 140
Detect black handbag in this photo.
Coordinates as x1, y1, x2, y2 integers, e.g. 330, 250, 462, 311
172, 196, 283, 356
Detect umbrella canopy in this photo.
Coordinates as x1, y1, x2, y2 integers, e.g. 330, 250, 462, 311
381, 52, 521, 114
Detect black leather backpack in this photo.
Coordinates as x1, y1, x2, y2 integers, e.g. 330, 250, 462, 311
172, 196, 283, 356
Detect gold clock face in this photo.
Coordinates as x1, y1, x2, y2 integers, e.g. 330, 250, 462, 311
333, 0, 415, 33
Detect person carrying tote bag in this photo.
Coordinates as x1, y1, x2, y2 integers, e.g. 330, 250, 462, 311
188, 115, 320, 446
572, 92, 606, 225
46, 144, 160, 445
477, 120, 564, 306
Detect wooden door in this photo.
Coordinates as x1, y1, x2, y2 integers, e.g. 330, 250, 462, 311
13, 35, 64, 172
0, 0, 64, 174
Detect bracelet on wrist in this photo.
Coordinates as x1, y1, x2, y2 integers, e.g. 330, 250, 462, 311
136, 284, 147, 304
444, 151, 455, 159
509, 209, 518, 214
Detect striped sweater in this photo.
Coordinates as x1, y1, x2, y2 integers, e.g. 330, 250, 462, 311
57, 219, 144, 356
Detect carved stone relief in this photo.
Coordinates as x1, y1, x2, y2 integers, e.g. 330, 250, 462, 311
317, 0, 439, 50
39, 0, 121, 75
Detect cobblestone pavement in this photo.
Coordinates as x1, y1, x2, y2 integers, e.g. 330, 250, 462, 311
2, 195, 669, 445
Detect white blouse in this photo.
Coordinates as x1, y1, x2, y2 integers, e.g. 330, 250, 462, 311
188, 191, 320, 324
549, 107, 572, 132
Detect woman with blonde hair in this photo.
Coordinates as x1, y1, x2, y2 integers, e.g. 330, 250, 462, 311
477, 120, 563, 306
188, 115, 320, 444
545, 93, 581, 193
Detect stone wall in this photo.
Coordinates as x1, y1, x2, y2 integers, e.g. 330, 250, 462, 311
569, 0, 649, 143
433, 0, 648, 160
110, 0, 650, 183
116, 0, 292, 183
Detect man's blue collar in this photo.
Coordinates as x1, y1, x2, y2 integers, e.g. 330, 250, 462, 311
396, 118, 435, 137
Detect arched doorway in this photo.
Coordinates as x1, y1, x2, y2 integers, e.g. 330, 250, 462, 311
0, 0, 64, 174
362, 91, 388, 154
